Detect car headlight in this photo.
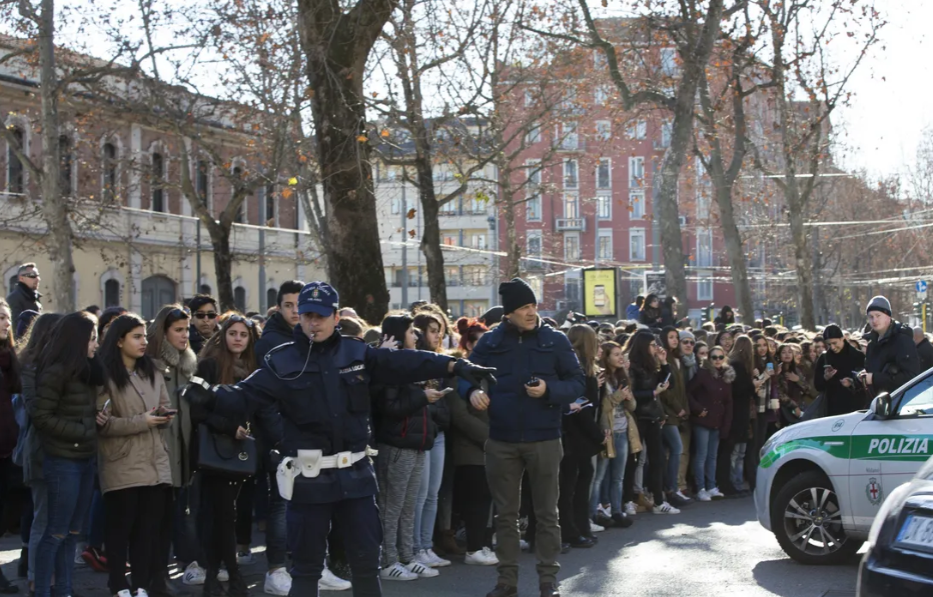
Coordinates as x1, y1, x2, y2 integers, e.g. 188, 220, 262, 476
867, 482, 912, 547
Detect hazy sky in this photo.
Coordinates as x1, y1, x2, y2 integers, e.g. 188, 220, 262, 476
834, 0, 933, 181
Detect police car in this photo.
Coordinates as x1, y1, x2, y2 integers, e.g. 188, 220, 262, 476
755, 369, 933, 565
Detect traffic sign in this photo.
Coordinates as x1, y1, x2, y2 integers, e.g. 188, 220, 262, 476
917, 281, 928, 293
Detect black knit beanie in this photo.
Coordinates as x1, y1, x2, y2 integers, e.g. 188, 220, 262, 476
822, 324, 844, 341
499, 278, 538, 315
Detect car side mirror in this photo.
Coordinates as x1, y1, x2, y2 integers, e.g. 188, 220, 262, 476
872, 393, 893, 419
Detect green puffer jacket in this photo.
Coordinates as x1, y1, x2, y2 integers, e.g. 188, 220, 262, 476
28, 361, 99, 460
660, 359, 689, 427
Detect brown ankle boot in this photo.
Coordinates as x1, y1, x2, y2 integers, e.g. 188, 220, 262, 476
438, 529, 465, 556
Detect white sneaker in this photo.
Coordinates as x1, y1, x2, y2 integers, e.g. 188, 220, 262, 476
596, 504, 611, 518
183, 561, 207, 586
464, 547, 499, 566
425, 549, 451, 567
405, 560, 439, 578
116, 591, 133, 597
136, 590, 149, 597
237, 550, 255, 565
519, 539, 530, 551
75, 542, 88, 566
413, 550, 435, 568
708, 487, 725, 498
696, 489, 712, 502
590, 520, 605, 533
652, 501, 681, 514
380, 562, 418, 581
675, 490, 693, 503
264, 567, 293, 595
319, 567, 352, 591
218, 568, 229, 582
624, 501, 637, 516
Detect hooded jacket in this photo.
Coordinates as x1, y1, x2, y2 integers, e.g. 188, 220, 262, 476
687, 364, 735, 437
865, 321, 921, 396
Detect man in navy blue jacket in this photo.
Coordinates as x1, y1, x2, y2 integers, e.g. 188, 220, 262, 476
463, 278, 585, 597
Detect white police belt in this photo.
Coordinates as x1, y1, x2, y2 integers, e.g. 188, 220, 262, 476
276, 447, 379, 501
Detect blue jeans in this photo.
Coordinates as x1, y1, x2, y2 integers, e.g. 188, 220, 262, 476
413, 432, 445, 552
730, 443, 747, 491
28, 480, 48, 583
34, 454, 95, 597
692, 426, 720, 491
661, 424, 683, 493
590, 432, 628, 516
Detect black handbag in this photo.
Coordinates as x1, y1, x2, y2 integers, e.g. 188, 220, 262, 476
196, 423, 257, 480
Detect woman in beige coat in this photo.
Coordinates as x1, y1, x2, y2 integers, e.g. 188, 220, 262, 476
97, 314, 175, 597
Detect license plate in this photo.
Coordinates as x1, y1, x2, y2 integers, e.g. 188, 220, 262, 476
897, 514, 933, 550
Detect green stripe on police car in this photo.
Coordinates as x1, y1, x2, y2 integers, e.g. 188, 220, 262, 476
760, 435, 933, 469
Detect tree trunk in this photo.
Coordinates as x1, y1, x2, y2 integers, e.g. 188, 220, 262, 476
788, 204, 816, 329
656, 113, 691, 320
37, 0, 74, 312
713, 185, 754, 323
417, 164, 448, 311
297, 2, 392, 324
207, 223, 236, 312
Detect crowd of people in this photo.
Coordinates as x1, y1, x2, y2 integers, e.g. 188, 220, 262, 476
0, 259, 924, 597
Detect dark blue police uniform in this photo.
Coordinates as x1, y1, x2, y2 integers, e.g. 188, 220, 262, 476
194, 283, 472, 597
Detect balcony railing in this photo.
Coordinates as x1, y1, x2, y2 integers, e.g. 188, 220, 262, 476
555, 217, 586, 232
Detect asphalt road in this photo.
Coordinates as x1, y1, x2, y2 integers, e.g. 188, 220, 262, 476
0, 496, 861, 596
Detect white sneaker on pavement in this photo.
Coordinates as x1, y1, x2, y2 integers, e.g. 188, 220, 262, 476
596, 504, 611, 518
182, 561, 206, 586
115, 591, 133, 597
319, 567, 352, 591
696, 489, 712, 502
624, 501, 637, 516
675, 490, 693, 503
74, 542, 87, 566
264, 567, 293, 595
237, 550, 255, 565
519, 539, 530, 551
136, 590, 149, 597
708, 487, 725, 498
590, 520, 605, 533
425, 549, 451, 567
380, 562, 418, 581
218, 568, 229, 582
652, 501, 681, 514
405, 561, 439, 578
464, 547, 499, 566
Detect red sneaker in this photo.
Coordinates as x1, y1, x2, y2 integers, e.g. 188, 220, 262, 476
81, 546, 108, 573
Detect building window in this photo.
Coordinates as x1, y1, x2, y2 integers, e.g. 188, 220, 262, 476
524, 89, 534, 107
697, 272, 714, 301
527, 231, 542, 257
7, 127, 24, 194
525, 159, 541, 221
440, 198, 457, 215
234, 286, 247, 312
266, 287, 277, 310
661, 47, 679, 77
697, 227, 713, 267
596, 193, 611, 220
102, 142, 118, 202
526, 192, 541, 221
472, 234, 487, 250
626, 120, 647, 140
525, 123, 541, 145
596, 120, 611, 141
390, 196, 401, 215
597, 230, 613, 260
196, 160, 210, 207
661, 121, 672, 148
629, 156, 645, 188
560, 89, 577, 113
442, 232, 458, 246
563, 193, 578, 219
232, 166, 246, 224
265, 184, 276, 225
104, 279, 120, 307
199, 283, 212, 295
151, 152, 165, 212
630, 191, 645, 219
446, 266, 461, 286
466, 266, 487, 285
563, 159, 578, 189
594, 85, 611, 106
630, 228, 646, 261
596, 158, 611, 189
59, 135, 73, 196
566, 277, 582, 304
558, 122, 578, 150
564, 232, 580, 261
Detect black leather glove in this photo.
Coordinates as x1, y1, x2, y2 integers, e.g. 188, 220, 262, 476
181, 377, 217, 410
453, 359, 497, 389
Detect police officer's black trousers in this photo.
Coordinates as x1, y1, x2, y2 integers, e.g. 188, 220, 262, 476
287, 495, 383, 597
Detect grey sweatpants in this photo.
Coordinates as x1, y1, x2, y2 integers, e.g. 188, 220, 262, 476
376, 444, 425, 567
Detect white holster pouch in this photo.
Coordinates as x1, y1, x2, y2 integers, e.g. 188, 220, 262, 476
276, 447, 379, 501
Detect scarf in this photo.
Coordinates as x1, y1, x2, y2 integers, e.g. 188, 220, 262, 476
159, 340, 197, 379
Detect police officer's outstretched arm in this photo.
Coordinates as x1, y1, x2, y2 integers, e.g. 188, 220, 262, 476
365, 345, 496, 389
542, 332, 586, 406
182, 367, 279, 421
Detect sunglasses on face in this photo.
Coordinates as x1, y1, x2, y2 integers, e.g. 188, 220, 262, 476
194, 312, 218, 320
710, 355, 726, 361
20, 272, 39, 279
226, 314, 255, 328
681, 340, 695, 346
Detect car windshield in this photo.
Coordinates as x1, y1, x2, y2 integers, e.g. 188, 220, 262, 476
897, 374, 933, 417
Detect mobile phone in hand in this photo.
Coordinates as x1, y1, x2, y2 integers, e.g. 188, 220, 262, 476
439, 387, 455, 395
526, 377, 541, 387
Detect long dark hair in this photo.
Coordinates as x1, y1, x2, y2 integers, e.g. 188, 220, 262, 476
98, 306, 128, 339
777, 343, 799, 374
456, 317, 488, 353
624, 330, 658, 374
640, 293, 660, 314
0, 299, 21, 392
599, 341, 629, 389
147, 304, 191, 359
100, 314, 156, 391
37, 311, 100, 384
730, 335, 756, 376
17, 313, 64, 368
198, 312, 259, 385
381, 314, 414, 349
661, 325, 680, 360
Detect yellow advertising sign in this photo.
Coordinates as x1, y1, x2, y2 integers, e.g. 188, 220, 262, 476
583, 268, 617, 317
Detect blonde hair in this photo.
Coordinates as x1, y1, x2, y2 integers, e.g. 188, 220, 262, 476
567, 324, 599, 376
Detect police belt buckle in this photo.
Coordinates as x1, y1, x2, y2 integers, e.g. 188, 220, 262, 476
296, 449, 324, 478
335, 451, 353, 469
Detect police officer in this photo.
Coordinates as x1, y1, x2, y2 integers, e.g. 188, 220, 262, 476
182, 282, 495, 597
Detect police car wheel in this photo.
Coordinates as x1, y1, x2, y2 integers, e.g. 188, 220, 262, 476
771, 471, 861, 565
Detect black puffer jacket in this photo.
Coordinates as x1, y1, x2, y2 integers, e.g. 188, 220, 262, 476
865, 322, 921, 396
255, 311, 294, 366
28, 359, 102, 460
372, 383, 436, 451
916, 337, 933, 373
629, 363, 669, 422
